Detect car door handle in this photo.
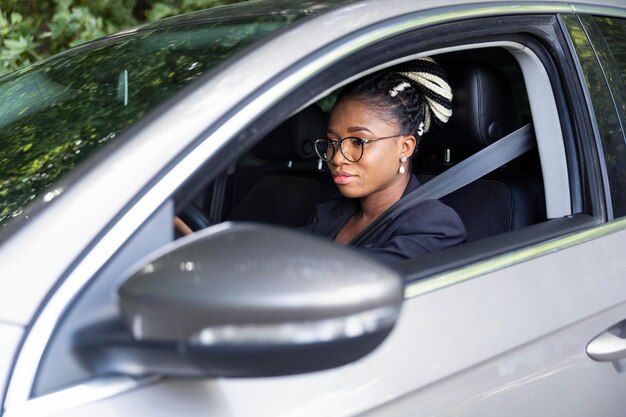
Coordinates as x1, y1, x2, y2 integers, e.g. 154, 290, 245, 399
587, 329, 626, 361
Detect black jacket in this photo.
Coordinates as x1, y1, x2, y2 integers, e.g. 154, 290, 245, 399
302, 175, 466, 264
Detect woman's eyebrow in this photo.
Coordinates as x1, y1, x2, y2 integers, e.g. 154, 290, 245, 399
347, 126, 373, 133
327, 126, 373, 135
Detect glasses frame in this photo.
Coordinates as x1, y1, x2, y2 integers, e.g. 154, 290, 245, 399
314, 134, 407, 163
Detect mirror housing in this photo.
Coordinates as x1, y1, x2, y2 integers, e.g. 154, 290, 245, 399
78, 223, 404, 377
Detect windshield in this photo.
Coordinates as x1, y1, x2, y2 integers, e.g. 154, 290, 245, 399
0, 10, 307, 229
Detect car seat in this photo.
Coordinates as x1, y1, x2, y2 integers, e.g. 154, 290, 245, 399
227, 104, 337, 227
414, 59, 544, 242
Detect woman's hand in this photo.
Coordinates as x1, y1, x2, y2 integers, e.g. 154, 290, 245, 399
174, 216, 193, 236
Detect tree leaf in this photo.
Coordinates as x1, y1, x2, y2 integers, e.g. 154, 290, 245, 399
4, 37, 27, 52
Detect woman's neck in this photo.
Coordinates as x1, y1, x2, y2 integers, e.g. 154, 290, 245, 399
358, 174, 410, 221
334, 174, 411, 245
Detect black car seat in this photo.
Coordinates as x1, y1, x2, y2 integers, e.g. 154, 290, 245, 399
227, 104, 337, 227
414, 59, 544, 242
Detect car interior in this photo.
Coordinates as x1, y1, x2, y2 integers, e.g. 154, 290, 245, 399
176, 47, 548, 249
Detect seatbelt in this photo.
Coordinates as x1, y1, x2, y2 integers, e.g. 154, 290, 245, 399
349, 123, 536, 248
209, 163, 235, 224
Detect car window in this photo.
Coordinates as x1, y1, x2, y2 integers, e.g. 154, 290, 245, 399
195, 46, 549, 245
593, 17, 626, 144
564, 15, 626, 218
594, 17, 626, 80
0, 12, 305, 230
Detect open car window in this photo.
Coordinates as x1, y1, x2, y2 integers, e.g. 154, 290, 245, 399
178, 44, 567, 251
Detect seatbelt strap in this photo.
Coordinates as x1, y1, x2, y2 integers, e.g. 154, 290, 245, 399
209, 164, 234, 224
349, 123, 536, 248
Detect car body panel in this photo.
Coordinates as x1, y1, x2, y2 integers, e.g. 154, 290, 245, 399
0, 325, 22, 407
14, 223, 626, 417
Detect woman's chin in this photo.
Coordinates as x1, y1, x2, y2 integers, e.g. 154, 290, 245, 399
337, 185, 365, 199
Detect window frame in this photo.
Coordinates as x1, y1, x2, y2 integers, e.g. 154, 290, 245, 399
573, 14, 626, 219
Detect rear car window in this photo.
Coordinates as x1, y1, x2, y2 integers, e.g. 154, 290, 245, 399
592, 16, 626, 218
594, 17, 626, 79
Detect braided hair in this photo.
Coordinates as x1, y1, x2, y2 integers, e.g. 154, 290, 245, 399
335, 57, 452, 144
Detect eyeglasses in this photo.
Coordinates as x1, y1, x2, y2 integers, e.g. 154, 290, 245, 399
314, 134, 406, 163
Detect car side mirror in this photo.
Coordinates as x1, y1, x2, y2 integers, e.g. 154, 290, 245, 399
75, 223, 404, 377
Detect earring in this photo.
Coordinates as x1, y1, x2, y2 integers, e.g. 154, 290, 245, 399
399, 155, 407, 174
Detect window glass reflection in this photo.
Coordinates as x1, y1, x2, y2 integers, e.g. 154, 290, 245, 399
0, 14, 301, 228
564, 15, 626, 218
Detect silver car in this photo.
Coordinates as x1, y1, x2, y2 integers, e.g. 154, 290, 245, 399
1, 0, 626, 416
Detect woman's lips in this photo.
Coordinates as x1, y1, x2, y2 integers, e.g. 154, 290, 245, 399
332, 173, 355, 185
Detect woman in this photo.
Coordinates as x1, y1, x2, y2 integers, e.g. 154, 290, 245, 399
303, 57, 466, 263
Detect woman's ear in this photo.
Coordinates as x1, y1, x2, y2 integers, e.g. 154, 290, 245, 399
400, 134, 417, 156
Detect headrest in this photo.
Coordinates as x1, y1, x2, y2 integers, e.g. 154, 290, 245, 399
423, 60, 516, 160
252, 104, 328, 161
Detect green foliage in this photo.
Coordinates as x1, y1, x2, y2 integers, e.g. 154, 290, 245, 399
0, 8, 41, 73
0, 0, 248, 75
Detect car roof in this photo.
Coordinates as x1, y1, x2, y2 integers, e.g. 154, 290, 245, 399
124, 0, 354, 32
136, 0, 625, 33
77, 0, 623, 54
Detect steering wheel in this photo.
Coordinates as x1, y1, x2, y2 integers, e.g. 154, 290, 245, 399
176, 204, 212, 236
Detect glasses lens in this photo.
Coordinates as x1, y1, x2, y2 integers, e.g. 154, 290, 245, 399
314, 139, 333, 161
341, 138, 363, 162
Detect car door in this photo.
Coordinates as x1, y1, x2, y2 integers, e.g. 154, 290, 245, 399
4, 3, 626, 417
368, 10, 626, 417
364, 11, 626, 416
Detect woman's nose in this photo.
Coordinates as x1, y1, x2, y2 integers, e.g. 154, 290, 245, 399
329, 145, 349, 165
